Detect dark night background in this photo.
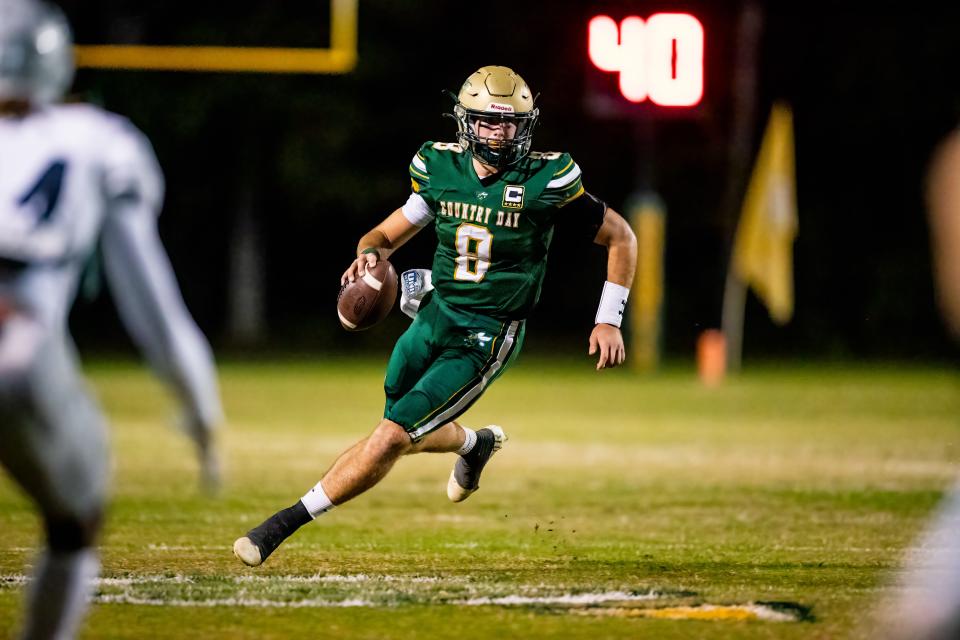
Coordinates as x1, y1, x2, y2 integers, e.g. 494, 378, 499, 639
54, 0, 960, 362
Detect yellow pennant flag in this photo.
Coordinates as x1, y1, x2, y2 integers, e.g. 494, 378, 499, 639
732, 102, 798, 325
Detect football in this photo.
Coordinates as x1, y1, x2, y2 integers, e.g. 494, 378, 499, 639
337, 259, 398, 331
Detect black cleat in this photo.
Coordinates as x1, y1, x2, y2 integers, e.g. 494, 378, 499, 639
447, 425, 507, 502
233, 501, 311, 567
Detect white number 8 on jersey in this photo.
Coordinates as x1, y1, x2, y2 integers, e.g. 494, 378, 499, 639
454, 224, 493, 282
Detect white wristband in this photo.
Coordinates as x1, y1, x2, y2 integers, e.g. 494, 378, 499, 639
595, 281, 629, 328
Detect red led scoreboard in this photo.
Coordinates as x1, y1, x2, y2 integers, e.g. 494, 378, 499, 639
584, 7, 713, 119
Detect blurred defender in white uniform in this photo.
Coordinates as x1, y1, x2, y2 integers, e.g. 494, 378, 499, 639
877, 128, 960, 640
0, 1, 223, 638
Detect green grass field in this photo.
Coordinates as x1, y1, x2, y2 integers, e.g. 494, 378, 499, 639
1, 357, 957, 639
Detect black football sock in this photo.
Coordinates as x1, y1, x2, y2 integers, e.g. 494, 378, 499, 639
246, 501, 312, 561
463, 428, 495, 464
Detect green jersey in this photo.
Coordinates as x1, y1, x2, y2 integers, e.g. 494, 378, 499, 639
405, 141, 596, 319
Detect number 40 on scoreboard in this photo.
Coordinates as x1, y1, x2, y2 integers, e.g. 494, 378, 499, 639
588, 13, 704, 108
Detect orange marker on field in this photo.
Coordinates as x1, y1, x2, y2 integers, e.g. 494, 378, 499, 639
697, 329, 726, 387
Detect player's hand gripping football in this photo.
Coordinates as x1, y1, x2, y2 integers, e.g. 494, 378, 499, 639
589, 323, 626, 370
341, 251, 380, 285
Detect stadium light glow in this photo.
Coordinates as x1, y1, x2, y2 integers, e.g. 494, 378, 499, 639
588, 13, 704, 107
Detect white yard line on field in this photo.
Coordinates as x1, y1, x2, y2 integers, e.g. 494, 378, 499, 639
1, 573, 457, 587
0, 573, 803, 620
454, 591, 661, 606
233, 573, 451, 584
96, 594, 375, 608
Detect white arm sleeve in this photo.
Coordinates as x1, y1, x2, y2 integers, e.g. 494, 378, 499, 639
401, 192, 434, 227
98, 124, 223, 429
101, 207, 223, 429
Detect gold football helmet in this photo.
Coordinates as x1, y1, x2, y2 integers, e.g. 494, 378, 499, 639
451, 66, 539, 168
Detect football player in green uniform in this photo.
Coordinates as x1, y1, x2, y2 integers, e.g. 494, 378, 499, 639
233, 66, 637, 567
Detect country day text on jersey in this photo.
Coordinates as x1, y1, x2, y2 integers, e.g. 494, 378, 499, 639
437, 200, 522, 229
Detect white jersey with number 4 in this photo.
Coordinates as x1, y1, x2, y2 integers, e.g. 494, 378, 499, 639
0, 103, 220, 428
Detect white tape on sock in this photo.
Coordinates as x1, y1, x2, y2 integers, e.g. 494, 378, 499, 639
457, 428, 477, 456
300, 481, 335, 519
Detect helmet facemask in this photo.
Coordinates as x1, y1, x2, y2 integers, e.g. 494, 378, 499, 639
453, 104, 539, 169
449, 66, 539, 169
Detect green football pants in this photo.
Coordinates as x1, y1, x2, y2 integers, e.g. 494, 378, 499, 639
383, 293, 524, 441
